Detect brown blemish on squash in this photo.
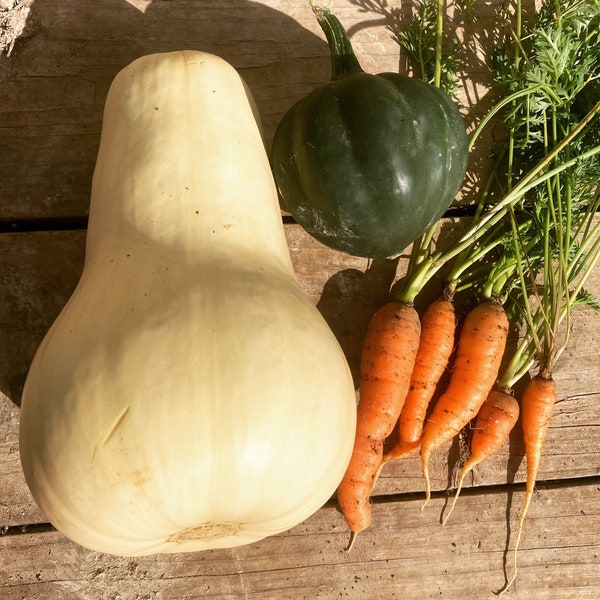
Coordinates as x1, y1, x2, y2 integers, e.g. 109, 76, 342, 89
129, 468, 150, 487
168, 521, 242, 543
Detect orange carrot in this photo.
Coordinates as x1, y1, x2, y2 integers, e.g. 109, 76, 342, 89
337, 301, 421, 549
500, 373, 557, 596
420, 299, 509, 508
443, 388, 519, 525
383, 296, 456, 462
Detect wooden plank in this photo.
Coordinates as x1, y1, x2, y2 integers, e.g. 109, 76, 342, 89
0, 0, 403, 219
2, 481, 599, 599
0, 230, 85, 402
0, 392, 44, 526
2, 226, 600, 528
2, 1, 598, 598
1, 0, 503, 220
0, 230, 85, 526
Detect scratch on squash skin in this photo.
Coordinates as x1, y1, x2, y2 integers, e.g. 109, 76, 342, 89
100, 405, 131, 448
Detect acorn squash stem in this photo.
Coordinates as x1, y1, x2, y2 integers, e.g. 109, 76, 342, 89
311, 3, 364, 80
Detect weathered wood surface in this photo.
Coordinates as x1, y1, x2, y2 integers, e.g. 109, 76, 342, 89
1, 226, 600, 599
0, 0, 394, 219
2, 482, 599, 600
0, 0, 501, 220
1, 0, 599, 599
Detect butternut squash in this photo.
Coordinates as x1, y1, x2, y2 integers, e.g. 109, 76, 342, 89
19, 51, 357, 556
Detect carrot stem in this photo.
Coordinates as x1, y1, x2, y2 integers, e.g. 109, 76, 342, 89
397, 126, 600, 304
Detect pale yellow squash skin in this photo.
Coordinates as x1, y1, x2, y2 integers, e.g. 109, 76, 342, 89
19, 51, 357, 556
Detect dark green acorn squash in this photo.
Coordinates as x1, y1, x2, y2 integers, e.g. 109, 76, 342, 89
271, 5, 469, 259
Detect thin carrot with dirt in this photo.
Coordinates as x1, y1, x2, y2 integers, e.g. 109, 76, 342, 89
419, 298, 509, 508
497, 373, 556, 594
442, 387, 520, 525
337, 301, 420, 550
382, 293, 456, 463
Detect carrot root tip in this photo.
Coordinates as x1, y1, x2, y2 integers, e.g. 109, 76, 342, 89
421, 449, 431, 511
344, 530, 359, 553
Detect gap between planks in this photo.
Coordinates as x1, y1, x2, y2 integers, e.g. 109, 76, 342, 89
3, 473, 599, 538
0, 204, 489, 234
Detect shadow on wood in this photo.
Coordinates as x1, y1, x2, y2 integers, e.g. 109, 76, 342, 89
0, 231, 86, 406
316, 258, 400, 387
0, 0, 331, 219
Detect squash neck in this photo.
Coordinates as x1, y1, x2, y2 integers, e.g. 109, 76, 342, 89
312, 5, 364, 80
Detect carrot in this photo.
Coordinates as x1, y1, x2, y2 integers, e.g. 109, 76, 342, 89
419, 299, 509, 508
442, 388, 519, 525
383, 295, 456, 463
499, 373, 557, 596
337, 301, 421, 549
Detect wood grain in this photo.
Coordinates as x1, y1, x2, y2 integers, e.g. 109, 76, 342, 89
1, 0, 503, 220
2, 482, 599, 599
2, 1, 599, 599
1, 225, 599, 523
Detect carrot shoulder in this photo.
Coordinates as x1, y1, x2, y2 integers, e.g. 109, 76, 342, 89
384, 296, 456, 462
337, 301, 420, 544
419, 299, 509, 507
